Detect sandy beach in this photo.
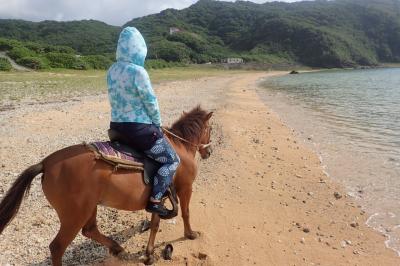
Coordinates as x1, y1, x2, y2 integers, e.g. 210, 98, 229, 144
0, 71, 399, 265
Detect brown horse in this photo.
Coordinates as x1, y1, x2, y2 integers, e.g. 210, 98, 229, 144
0, 106, 213, 265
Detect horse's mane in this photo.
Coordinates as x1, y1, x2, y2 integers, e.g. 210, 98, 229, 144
169, 105, 208, 148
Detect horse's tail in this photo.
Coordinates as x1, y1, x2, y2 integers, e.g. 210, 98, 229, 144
0, 163, 43, 234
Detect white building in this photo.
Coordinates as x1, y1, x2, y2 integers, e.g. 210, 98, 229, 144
169, 27, 181, 35
221, 58, 244, 64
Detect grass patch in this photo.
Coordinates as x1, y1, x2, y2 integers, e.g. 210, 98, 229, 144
149, 65, 246, 83
0, 65, 249, 107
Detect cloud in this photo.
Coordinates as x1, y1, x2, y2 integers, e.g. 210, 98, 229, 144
0, 0, 302, 26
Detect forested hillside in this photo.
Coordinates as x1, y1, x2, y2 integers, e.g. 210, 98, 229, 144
1, 0, 399, 69
0, 19, 120, 55
126, 0, 400, 67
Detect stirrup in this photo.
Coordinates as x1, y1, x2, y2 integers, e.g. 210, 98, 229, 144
148, 185, 179, 220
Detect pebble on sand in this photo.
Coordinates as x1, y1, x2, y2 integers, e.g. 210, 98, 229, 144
334, 192, 342, 199
350, 222, 359, 228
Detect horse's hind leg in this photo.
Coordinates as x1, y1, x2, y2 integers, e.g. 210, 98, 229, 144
48, 199, 96, 266
49, 217, 88, 266
81, 207, 123, 256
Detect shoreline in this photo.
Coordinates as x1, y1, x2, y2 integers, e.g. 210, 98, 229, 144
0, 71, 399, 265
257, 69, 400, 258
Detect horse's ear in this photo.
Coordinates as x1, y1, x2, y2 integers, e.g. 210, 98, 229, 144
205, 112, 213, 121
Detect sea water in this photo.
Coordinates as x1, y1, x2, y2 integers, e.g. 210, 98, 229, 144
261, 68, 400, 255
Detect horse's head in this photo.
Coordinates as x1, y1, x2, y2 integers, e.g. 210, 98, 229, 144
197, 111, 213, 159
169, 106, 214, 159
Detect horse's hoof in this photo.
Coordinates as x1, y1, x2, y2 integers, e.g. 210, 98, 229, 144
109, 244, 124, 256
144, 254, 155, 265
162, 244, 173, 260
185, 231, 200, 240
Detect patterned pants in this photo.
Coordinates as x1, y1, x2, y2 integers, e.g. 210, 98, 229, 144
144, 136, 180, 200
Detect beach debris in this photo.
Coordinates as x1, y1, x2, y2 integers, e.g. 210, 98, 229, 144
295, 174, 303, 178
334, 192, 342, 199
140, 219, 150, 232
300, 237, 305, 244
307, 192, 314, 196
303, 227, 310, 233
350, 222, 359, 228
198, 252, 207, 260
162, 244, 173, 260
193, 252, 208, 260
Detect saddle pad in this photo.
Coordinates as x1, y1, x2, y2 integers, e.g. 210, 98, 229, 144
86, 141, 160, 185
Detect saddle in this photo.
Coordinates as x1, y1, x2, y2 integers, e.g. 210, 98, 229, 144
85, 129, 161, 185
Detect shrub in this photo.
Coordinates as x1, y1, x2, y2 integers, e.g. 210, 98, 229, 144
167, 32, 207, 53
24, 42, 45, 54
145, 59, 168, 69
83, 55, 113, 69
148, 40, 191, 62
0, 38, 20, 51
46, 52, 88, 69
145, 59, 186, 69
16, 57, 49, 70
44, 45, 76, 54
190, 53, 213, 64
0, 58, 12, 71
7, 46, 35, 60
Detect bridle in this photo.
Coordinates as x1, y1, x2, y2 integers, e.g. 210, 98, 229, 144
162, 127, 212, 152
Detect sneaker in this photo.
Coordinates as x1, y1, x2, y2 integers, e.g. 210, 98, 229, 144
145, 201, 170, 218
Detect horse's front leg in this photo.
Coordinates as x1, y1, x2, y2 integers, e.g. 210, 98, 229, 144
144, 213, 160, 265
178, 185, 199, 239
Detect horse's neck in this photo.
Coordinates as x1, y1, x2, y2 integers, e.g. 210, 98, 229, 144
167, 137, 197, 159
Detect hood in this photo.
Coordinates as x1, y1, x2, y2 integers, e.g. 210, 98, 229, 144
116, 27, 147, 66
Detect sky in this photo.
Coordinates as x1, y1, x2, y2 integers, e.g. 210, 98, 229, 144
0, 0, 301, 26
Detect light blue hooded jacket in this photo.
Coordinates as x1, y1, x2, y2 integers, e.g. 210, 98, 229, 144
107, 27, 161, 126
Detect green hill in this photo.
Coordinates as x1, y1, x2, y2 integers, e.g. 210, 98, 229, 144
126, 0, 400, 67
0, 19, 120, 55
1, 0, 400, 68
